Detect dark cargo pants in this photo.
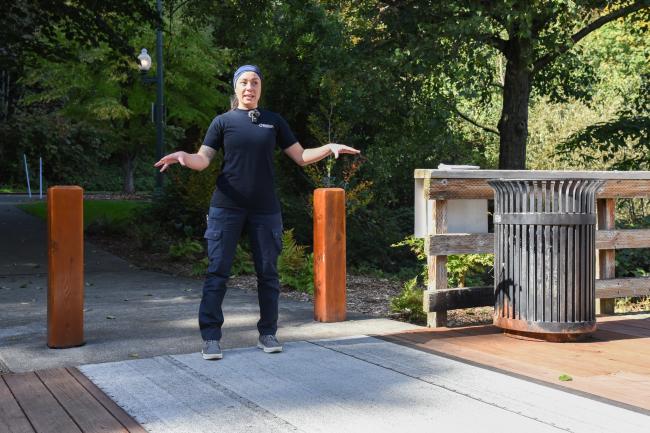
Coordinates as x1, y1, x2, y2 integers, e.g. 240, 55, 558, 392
198, 206, 283, 341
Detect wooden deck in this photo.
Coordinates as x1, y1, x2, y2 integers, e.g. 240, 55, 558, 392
0, 367, 145, 433
383, 313, 650, 413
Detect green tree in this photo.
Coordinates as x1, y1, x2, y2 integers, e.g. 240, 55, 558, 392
183, 0, 484, 269
560, 73, 649, 170
355, 0, 649, 169
0, 0, 157, 121
18, 15, 229, 192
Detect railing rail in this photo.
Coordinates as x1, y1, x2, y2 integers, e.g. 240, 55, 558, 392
416, 169, 650, 327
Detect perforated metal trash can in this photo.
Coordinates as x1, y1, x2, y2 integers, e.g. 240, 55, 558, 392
488, 179, 604, 341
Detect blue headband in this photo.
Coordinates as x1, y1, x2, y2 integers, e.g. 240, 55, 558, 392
233, 65, 263, 87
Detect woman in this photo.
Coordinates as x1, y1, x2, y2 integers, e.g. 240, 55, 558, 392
154, 65, 359, 360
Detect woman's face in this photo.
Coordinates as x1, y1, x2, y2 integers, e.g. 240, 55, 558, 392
235, 72, 262, 109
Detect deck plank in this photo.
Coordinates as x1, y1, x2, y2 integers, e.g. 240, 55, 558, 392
0, 376, 35, 433
3, 372, 82, 433
450, 328, 650, 374
385, 315, 650, 412
36, 369, 128, 433
67, 368, 148, 433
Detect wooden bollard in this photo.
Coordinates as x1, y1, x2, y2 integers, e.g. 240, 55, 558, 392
47, 186, 85, 348
313, 188, 346, 322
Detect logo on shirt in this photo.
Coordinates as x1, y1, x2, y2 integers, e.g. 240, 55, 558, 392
258, 123, 274, 129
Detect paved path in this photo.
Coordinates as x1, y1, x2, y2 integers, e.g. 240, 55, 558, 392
80, 336, 649, 433
0, 195, 420, 373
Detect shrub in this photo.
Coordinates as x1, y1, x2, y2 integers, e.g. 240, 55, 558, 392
390, 235, 427, 283
85, 216, 130, 237
278, 229, 314, 294
389, 235, 494, 325
128, 221, 162, 250
169, 238, 204, 260
191, 257, 209, 277
231, 243, 255, 276
391, 235, 494, 287
155, 157, 223, 239
185, 243, 254, 277
390, 277, 426, 325
616, 296, 650, 313
447, 254, 494, 288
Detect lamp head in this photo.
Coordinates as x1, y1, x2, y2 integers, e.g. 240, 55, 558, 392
137, 48, 152, 72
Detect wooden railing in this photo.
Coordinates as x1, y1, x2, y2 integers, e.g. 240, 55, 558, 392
415, 169, 650, 328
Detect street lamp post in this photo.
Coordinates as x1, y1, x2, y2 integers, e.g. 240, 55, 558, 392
137, 0, 164, 191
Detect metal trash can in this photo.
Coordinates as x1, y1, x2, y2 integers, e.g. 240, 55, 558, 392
488, 179, 604, 341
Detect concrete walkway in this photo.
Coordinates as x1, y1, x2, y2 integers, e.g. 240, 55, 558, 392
80, 336, 648, 433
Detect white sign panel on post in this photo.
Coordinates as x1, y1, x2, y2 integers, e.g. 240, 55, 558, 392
414, 165, 488, 237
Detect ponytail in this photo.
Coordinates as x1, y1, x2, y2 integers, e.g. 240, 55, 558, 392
230, 95, 239, 111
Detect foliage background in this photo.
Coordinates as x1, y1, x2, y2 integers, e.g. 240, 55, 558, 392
1, 0, 648, 277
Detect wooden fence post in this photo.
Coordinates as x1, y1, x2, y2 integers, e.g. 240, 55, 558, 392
425, 199, 448, 327
47, 186, 85, 348
596, 198, 616, 315
313, 188, 346, 322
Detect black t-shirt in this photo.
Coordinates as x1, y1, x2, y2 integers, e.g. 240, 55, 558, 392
202, 108, 297, 213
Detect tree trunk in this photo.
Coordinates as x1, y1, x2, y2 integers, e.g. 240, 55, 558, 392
123, 155, 135, 194
498, 41, 532, 170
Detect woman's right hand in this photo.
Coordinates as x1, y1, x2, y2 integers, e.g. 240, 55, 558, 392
326, 143, 360, 158
154, 151, 188, 172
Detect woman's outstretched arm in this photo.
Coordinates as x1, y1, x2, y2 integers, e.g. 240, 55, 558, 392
284, 142, 360, 167
154, 146, 217, 172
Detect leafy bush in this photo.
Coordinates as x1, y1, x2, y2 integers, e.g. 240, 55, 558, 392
390, 235, 428, 282
156, 158, 223, 239
614, 204, 650, 278
0, 110, 110, 187
278, 229, 314, 294
391, 235, 494, 287
191, 257, 210, 277
85, 216, 130, 237
186, 243, 254, 277
616, 296, 650, 314
389, 235, 494, 325
390, 277, 426, 325
447, 254, 494, 288
128, 221, 161, 250
231, 244, 255, 276
187, 229, 311, 285
169, 238, 204, 260
616, 249, 650, 278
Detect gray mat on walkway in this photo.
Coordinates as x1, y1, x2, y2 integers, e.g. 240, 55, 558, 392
80, 336, 648, 433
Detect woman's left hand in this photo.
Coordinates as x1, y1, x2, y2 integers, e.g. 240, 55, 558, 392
326, 143, 361, 158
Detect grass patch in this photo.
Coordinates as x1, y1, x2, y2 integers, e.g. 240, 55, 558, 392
18, 200, 148, 228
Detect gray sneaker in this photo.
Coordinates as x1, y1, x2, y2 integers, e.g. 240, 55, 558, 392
202, 340, 223, 360
257, 335, 283, 353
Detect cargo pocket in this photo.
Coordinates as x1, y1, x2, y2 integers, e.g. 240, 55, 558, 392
204, 228, 223, 272
272, 230, 283, 254
204, 227, 222, 241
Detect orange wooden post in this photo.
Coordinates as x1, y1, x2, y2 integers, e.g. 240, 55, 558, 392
313, 188, 346, 322
47, 186, 85, 348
